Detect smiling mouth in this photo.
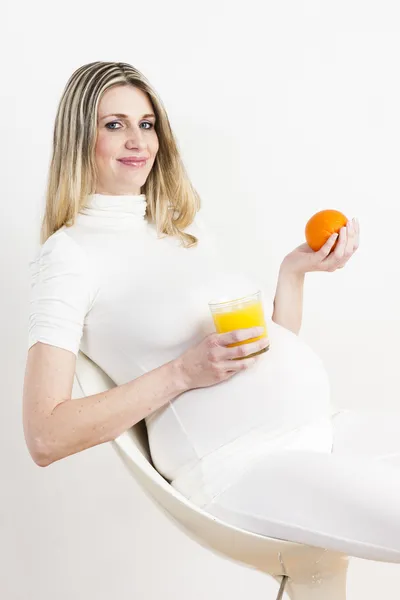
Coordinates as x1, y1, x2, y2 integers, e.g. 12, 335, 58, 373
118, 159, 147, 169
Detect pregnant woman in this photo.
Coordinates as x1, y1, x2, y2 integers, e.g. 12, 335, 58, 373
23, 61, 400, 565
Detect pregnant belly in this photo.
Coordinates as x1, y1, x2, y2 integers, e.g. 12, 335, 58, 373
146, 319, 333, 477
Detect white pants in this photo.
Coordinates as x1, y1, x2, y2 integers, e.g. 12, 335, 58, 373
197, 409, 400, 563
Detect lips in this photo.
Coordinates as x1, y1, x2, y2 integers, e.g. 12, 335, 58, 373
118, 158, 147, 165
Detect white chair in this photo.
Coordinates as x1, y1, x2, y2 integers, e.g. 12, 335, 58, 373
74, 350, 350, 599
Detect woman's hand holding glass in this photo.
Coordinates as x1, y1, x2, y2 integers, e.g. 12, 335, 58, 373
176, 327, 269, 390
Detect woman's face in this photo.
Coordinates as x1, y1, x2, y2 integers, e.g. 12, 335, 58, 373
94, 85, 159, 195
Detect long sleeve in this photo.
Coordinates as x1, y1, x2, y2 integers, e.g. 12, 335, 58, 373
28, 230, 96, 356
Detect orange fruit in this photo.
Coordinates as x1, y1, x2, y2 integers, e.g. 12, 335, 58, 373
305, 209, 348, 252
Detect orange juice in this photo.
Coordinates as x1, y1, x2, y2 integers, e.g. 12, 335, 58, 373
209, 291, 269, 358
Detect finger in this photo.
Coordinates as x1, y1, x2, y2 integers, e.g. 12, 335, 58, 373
322, 226, 347, 269
338, 218, 359, 267
344, 220, 355, 254
343, 218, 358, 261
326, 226, 347, 259
336, 224, 356, 268
217, 326, 265, 347
347, 219, 355, 242
226, 337, 270, 360
353, 218, 360, 250
317, 232, 339, 259
222, 355, 259, 372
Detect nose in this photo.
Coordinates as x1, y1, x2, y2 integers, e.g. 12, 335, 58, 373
125, 126, 147, 151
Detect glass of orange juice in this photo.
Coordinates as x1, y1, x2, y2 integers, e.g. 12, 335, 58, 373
208, 290, 269, 360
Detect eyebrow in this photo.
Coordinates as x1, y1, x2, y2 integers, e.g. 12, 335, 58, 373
99, 113, 156, 121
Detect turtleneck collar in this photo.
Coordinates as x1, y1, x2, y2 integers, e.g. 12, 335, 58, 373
78, 192, 148, 228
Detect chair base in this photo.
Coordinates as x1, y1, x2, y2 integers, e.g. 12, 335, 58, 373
273, 556, 349, 599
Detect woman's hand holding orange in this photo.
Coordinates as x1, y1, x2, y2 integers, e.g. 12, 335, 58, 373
281, 218, 360, 275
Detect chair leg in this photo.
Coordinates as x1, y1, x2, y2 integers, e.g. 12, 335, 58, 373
276, 575, 288, 599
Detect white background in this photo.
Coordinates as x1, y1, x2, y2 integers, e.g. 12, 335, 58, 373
2, 0, 400, 597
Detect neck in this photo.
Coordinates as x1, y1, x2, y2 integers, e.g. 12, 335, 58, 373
77, 191, 148, 229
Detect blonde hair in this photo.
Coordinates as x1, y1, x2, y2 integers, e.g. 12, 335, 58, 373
41, 61, 201, 248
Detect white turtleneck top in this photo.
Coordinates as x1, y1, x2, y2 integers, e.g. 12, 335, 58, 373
28, 193, 336, 505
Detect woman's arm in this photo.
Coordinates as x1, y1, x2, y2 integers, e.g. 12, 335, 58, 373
271, 219, 360, 334
23, 329, 264, 468
23, 342, 188, 467
271, 261, 305, 335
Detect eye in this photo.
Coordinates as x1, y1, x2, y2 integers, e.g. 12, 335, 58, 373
105, 121, 122, 130
105, 121, 154, 131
